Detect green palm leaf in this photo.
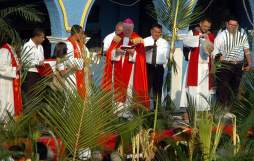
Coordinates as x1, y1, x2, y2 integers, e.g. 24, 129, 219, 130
234, 71, 254, 123
148, 0, 201, 105
0, 5, 42, 22
0, 4, 42, 45
0, 18, 21, 44
19, 72, 146, 160
155, 0, 199, 31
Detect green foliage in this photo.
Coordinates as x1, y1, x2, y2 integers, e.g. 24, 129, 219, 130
19, 71, 146, 160
0, 3, 42, 45
0, 5, 42, 22
216, 140, 254, 161
155, 0, 200, 32
148, 0, 202, 103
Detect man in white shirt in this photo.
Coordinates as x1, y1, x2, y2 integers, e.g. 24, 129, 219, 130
102, 22, 123, 55
22, 28, 45, 94
212, 16, 252, 106
144, 24, 170, 109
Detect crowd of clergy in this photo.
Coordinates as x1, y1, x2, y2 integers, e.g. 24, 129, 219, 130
0, 15, 252, 121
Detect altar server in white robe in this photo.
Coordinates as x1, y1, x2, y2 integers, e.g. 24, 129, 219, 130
103, 22, 123, 55
180, 18, 215, 111
0, 42, 22, 119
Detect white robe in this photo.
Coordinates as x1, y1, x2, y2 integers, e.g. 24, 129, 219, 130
0, 48, 17, 118
180, 31, 215, 111
103, 32, 115, 53
64, 41, 84, 91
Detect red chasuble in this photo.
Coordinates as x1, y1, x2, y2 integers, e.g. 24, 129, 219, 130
67, 37, 86, 99
186, 31, 215, 90
2, 44, 22, 116
101, 32, 149, 108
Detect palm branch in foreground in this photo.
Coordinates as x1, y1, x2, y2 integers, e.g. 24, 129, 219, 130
147, 0, 201, 108
154, 0, 200, 72
19, 70, 148, 160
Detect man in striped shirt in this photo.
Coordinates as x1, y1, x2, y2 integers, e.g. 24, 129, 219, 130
212, 16, 252, 106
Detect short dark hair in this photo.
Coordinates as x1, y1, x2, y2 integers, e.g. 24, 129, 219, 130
32, 28, 44, 38
226, 15, 239, 22
71, 24, 83, 35
151, 23, 162, 30
116, 21, 123, 26
54, 42, 67, 58
200, 17, 212, 23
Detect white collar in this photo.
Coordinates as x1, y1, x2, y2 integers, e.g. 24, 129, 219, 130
28, 38, 40, 48
150, 36, 161, 42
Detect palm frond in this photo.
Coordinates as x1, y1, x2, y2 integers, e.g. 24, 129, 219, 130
18, 71, 146, 160
0, 5, 42, 22
149, 0, 201, 91
199, 112, 213, 161
0, 4, 42, 46
0, 18, 21, 44
20, 46, 37, 84
0, 108, 43, 160
155, 0, 200, 32
234, 70, 254, 125
216, 142, 254, 161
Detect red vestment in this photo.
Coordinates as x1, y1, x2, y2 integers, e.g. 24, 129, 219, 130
67, 37, 86, 98
187, 31, 215, 89
2, 44, 22, 116
101, 32, 149, 108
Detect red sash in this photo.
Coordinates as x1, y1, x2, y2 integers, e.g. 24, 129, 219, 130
101, 32, 149, 108
2, 44, 22, 116
187, 31, 215, 89
67, 37, 86, 99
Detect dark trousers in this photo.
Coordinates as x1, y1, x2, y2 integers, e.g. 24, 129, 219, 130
147, 64, 164, 108
22, 71, 42, 95
216, 62, 243, 106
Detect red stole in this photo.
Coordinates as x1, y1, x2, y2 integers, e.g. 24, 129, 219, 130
67, 37, 86, 99
2, 44, 22, 116
101, 32, 149, 108
187, 31, 215, 89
